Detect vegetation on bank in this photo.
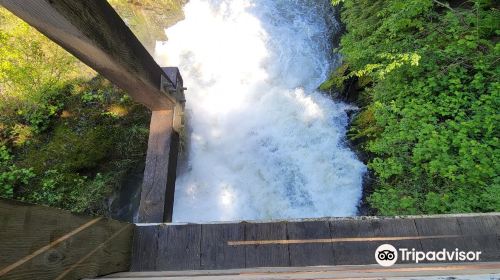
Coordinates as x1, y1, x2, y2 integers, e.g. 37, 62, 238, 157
0, 7, 150, 215
108, 0, 186, 52
0, 0, 186, 215
323, 0, 499, 214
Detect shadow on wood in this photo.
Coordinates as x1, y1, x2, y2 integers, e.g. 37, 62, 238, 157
138, 110, 177, 223
0, 199, 134, 280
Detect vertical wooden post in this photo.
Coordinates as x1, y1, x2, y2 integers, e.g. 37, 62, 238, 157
137, 67, 184, 223
138, 110, 179, 223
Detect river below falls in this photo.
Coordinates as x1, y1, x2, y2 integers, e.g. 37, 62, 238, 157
155, 0, 366, 222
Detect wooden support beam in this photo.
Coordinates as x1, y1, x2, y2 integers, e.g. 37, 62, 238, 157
0, 0, 176, 110
138, 110, 180, 223
137, 67, 184, 223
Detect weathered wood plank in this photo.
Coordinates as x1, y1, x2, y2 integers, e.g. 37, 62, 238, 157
0, 199, 99, 274
130, 226, 159, 271
88, 262, 500, 280
0, 199, 133, 280
200, 223, 246, 270
0, 0, 176, 110
457, 215, 500, 235
330, 218, 422, 265
138, 110, 176, 223
287, 221, 334, 266
156, 224, 202, 270
456, 216, 500, 261
163, 129, 180, 223
414, 217, 464, 253
56, 218, 133, 280
245, 222, 289, 268
130, 215, 500, 271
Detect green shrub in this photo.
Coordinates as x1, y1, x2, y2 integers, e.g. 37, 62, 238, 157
0, 145, 35, 198
22, 125, 113, 173
333, 0, 500, 214
0, 7, 151, 216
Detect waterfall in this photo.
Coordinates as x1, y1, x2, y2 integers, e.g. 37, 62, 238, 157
155, 0, 366, 222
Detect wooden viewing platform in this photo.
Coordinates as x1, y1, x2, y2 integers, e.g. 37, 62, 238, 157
1, 201, 500, 279
93, 263, 500, 280
0, 1, 499, 280
130, 214, 500, 271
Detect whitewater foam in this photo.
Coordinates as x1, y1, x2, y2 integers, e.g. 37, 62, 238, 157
155, 0, 366, 222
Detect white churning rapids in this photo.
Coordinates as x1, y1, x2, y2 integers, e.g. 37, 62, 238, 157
155, 0, 366, 222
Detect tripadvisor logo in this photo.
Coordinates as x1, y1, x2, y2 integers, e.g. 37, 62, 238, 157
375, 244, 482, 267
375, 244, 398, 267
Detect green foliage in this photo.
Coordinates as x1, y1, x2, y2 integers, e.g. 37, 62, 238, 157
0, 8, 80, 98
8, 77, 150, 214
23, 125, 112, 172
0, 8, 86, 145
0, 7, 150, 215
333, 0, 500, 214
27, 170, 112, 213
320, 63, 350, 93
0, 145, 35, 198
108, 0, 185, 51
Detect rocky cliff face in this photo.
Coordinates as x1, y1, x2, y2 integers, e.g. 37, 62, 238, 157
108, 0, 186, 53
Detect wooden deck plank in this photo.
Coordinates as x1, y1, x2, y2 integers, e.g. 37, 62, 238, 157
245, 222, 289, 268
457, 215, 500, 235
0, 199, 133, 280
0, 200, 93, 269
60, 218, 133, 280
130, 226, 159, 271
131, 215, 500, 271
156, 224, 202, 270
456, 216, 500, 261
330, 218, 422, 265
287, 221, 334, 266
414, 217, 465, 252
99, 262, 500, 280
200, 223, 246, 270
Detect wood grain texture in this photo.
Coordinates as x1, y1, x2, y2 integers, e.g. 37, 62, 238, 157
130, 226, 159, 271
87, 262, 500, 280
456, 216, 500, 261
287, 221, 334, 266
414, 217, 464, 253
245, 222, 289, 268
156, 224, 202, 270
163, 129, 179, 223
0, 199, 133, 280
200, 223, 246, 269
330, 218, 422, 265
131, 215, 500, 271
0, 0, 176, 110
138, 110, 175, 223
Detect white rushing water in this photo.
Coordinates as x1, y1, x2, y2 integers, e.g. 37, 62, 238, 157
155, 0, 366, 222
